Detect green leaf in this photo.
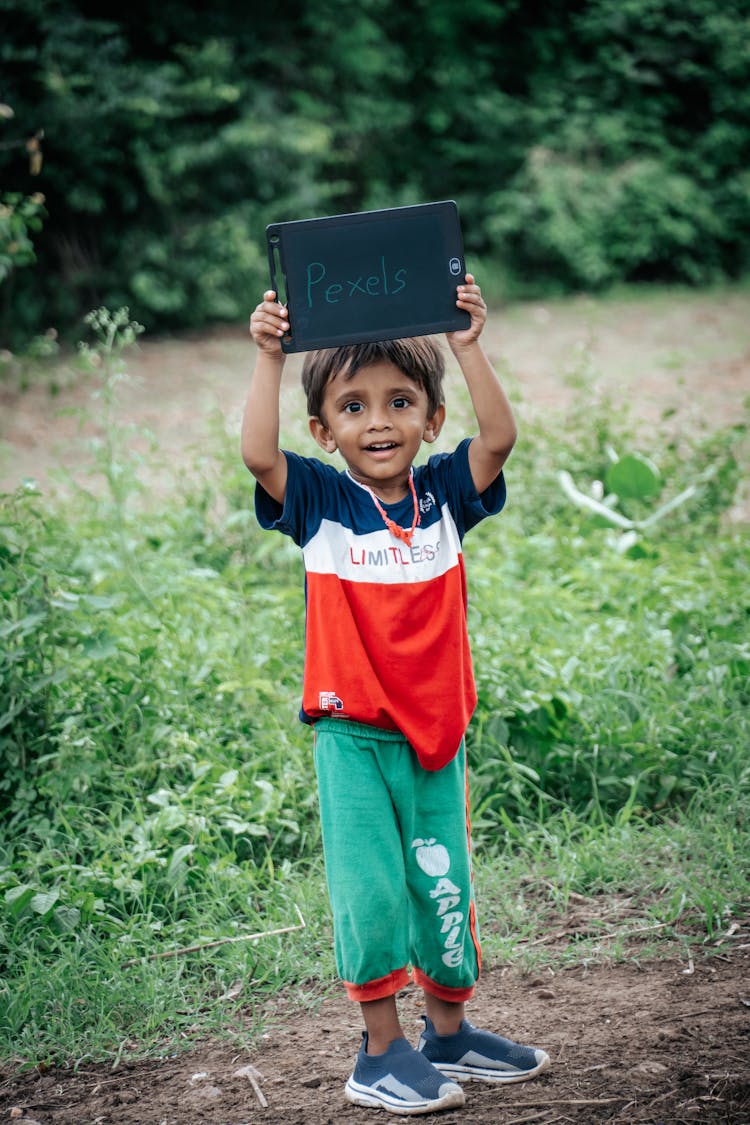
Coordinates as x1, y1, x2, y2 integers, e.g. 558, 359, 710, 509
4, 884, 36, 915
82, 637, 120, 660
30, 889, 60, 916
53, 905, 81, 932
0, 612, 47, 639
167, 844, 195, 885
605, 454, 661, 499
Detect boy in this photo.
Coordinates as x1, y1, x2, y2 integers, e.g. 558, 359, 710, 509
242, 276, 550, 1115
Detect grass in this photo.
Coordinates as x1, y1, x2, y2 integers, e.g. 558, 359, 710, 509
0, 304, 748, 1069
474, 786, 750, 970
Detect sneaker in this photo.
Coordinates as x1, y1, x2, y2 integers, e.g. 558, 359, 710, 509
344, 1033, 465, 1115
417, 1015, 551, 1084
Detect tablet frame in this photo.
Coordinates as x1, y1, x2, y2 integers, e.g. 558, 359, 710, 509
266, 200, 470, 353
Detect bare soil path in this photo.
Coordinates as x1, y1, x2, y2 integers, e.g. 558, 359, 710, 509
1, 288, 749, 504
1, 947, 748, 1123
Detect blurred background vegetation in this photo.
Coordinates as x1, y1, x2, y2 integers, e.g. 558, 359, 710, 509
2, 0, 750, 348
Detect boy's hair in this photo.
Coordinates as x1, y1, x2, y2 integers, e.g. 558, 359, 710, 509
301, 337, 445, 420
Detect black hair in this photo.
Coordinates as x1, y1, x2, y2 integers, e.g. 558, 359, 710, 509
301, 337, 445, 419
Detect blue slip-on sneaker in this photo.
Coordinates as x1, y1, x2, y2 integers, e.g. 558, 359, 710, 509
344, 1033, 465, 1115
417, 1015, 551, 1084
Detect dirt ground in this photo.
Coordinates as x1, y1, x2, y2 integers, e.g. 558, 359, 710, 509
1, 290, 749, 1123
1, 945, 748, 1124
1, 289, 749, 512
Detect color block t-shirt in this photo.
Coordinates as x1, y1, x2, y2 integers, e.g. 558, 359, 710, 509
254, 438, 505, 770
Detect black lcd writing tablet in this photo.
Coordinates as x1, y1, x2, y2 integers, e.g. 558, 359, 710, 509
266, 200, 471, 353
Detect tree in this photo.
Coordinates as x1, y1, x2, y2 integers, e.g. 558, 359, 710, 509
1, 0, 748, 344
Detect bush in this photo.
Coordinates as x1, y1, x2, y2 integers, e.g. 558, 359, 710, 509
2, 1, 750, 343
489, 152, 726, 289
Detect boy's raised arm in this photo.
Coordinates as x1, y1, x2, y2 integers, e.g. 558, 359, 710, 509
447, 275, 517, 496
241, 291, 290, 505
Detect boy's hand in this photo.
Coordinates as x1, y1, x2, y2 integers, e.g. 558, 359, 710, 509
249, 290, 289, 356
447, 274, 486, 351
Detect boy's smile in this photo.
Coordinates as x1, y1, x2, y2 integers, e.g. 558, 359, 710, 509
309, 360, 445, 503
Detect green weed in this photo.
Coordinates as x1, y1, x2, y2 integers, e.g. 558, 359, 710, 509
0, 308, 747, 1066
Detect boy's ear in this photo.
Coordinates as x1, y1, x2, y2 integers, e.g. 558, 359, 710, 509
422, 403, 446, 444
309, 416, 338, 454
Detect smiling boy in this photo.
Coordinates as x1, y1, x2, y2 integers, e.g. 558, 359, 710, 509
242, 276, 550, 1115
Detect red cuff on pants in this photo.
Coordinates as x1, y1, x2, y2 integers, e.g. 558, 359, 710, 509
344, 967, 411, 1002
411, 966, 476, 1003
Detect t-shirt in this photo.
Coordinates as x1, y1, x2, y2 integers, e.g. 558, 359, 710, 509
255, 437, 505, 770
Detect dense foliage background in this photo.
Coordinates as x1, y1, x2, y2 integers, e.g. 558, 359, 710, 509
2, 0, 750, 344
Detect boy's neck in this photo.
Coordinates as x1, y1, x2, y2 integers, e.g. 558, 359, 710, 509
348, 467, 421, 547
346, 468, 412, 505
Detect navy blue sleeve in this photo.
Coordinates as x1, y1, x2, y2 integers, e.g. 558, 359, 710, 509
419, 437, 506, 540
254, 452, 338, 547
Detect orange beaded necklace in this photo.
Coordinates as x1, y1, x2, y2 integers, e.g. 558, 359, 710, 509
354, 468, 421, 548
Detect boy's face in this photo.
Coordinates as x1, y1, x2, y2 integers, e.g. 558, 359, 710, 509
309, 360, 445, 501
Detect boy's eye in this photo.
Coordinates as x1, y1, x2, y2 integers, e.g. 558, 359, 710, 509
391, 397, 411, 409
343, 402, 363, 414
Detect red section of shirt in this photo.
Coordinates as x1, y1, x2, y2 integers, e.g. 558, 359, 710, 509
302, 561, 476, 770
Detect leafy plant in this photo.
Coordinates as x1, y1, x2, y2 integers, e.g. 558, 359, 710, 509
2, 1, 750, 341
558, 446, 719, 551
0, 191, 47, 283
1, 307, 748, 1065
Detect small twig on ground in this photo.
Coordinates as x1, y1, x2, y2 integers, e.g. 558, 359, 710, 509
526, 928, 570, 946
120, 904, 305, 967
508, 1112, 557, 1124
525, 915, 686, 946
234, 1065, 268, 1108
642, 1088, 676, 1109
502, 1097, 627, 1108
673, 1006, 727, 1021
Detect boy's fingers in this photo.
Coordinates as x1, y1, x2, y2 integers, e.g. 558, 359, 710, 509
250, 293, 289, 343
258, 290, 286, 307
253, 301, 287, 321
258, 309, 288, 324
251, 309, 289, 338
457, 291, 485, 308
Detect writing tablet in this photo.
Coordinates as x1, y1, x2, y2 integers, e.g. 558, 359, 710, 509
266, 200, 470, 353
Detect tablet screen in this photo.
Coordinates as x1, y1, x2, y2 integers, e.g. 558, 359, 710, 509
266, 201, 470, 353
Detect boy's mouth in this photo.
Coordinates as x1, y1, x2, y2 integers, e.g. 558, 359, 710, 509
365, 441, 398, 451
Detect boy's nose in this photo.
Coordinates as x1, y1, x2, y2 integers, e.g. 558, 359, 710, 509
367, 409, 392, 429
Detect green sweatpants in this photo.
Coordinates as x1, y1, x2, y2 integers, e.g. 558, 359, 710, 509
313, 717, 481, 1003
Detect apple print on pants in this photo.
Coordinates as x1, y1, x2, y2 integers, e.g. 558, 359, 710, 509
412, 837, 451, 877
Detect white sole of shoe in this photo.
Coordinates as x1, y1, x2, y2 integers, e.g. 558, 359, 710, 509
344, 1076, 465, 1115
434, 1050, 551, 1084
